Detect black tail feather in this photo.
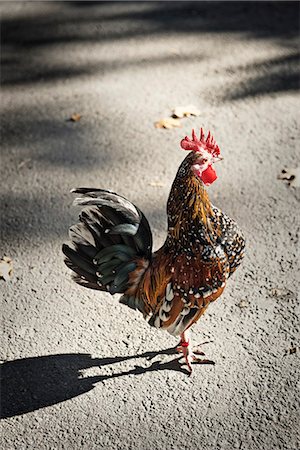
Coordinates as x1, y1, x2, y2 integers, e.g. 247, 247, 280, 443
62, 244, 96, 276
71, 275, 104, 291
63, 188, 153, 294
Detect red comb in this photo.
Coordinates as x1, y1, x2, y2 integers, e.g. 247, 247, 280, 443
180, 128, 220, 157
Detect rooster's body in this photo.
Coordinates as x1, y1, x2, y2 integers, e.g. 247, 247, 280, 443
63, 130, 245, 372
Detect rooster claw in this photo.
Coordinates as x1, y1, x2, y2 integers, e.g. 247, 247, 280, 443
175, 332, 216, 373
191, 346, 205, 356
191, 356, 215, 365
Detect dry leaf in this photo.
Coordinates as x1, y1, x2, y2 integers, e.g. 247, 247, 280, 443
0, 256, 13, 281
169, 48, 180, 56
148, 181, 165, 187
172, 105, 201, 119
154, 118, 181, 129
284, 347, 297, 356
17, 158, 32, 170
69, 113, 82, 122
269, 288, 294, 299
237, 299, 249, 308
277, 167, 300, 187
269, 287, 284, 297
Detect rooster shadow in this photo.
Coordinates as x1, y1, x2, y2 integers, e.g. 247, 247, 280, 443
0, 347, 214, 419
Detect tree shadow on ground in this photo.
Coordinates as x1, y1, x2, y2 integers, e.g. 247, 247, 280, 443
0, 191, 74, 247
225, 51, 300, 100
3, 2, 299, 48
0, 112, 115, 169
0, 348, 214, 418
1, 1, 299, 97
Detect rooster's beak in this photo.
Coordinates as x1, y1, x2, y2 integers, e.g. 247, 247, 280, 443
213, 155, 223, 163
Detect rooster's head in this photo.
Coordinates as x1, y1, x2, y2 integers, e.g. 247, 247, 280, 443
180, 128, 223, 186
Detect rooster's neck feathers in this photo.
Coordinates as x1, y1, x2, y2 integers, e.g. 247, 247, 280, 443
166, 155, 217, 248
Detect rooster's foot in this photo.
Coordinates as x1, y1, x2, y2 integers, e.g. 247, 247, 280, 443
176, 332, 215, 373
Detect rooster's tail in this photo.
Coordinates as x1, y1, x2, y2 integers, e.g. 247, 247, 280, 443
62, 188, 153, 300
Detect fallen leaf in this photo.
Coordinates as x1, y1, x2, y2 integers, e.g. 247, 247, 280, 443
69, 113, 82, 122
269, 287, 284, 297
284, 347, 297, 356
277, 167, 300, 187
154, 118, 181, 129
172, 105, 201, 119
269, 288, 294, 299
237, 299, 249, 308
17, 158, 32, 170
0, 256, 13, 281
169, 48, 180, 56
148, 181, 165, 187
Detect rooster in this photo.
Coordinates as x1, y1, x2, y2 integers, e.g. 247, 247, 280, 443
63, 129, 245, 373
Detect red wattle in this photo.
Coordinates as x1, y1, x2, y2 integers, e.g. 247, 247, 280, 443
201, 165, 218, 185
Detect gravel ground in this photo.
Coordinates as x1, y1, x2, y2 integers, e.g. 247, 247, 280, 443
1, 2, 299, 450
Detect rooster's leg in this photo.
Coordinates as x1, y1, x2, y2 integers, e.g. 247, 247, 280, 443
176, 330, 194, 373
176, 330, 190, 351
176, 331, 208, 373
